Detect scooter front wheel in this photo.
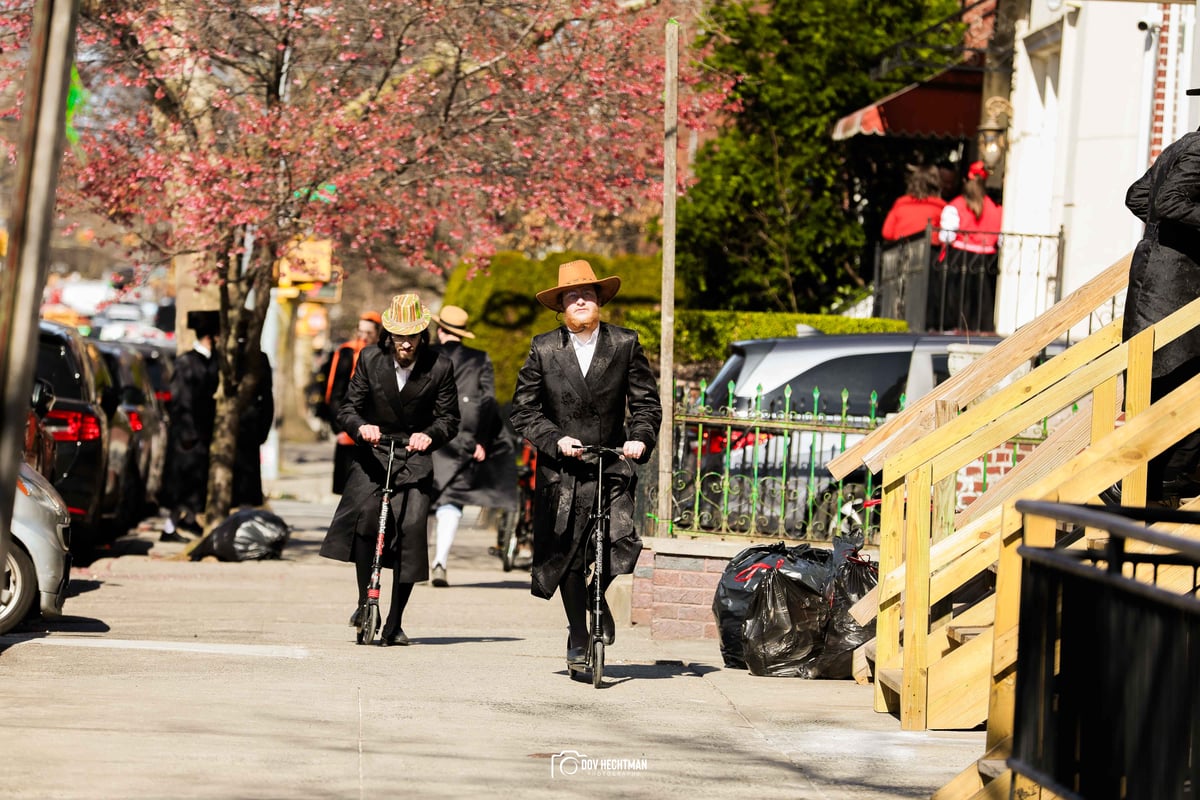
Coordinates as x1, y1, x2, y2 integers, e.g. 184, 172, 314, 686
591, 640, 605, 688
358, 605, 380, 645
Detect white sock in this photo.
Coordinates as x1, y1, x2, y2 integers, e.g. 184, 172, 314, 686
433, 505, 462, 568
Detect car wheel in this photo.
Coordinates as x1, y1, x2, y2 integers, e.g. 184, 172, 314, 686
0, 545, 37, 635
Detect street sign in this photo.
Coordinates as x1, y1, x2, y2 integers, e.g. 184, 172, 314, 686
276, 236, 332, 285
303, 267, 343, 304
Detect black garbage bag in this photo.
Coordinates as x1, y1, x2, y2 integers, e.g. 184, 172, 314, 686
799, 553, 879, 678
189, 509, 291, 562
742, 568, 830, 677
713, 542, 833, 669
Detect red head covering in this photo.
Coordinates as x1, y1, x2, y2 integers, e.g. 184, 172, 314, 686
966, 161, 989, 181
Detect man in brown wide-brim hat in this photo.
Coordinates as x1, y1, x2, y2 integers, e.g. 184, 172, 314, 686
510, 259, 662, 672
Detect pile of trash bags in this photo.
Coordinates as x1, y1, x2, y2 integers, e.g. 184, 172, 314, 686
713, 537, 878, 678
189, 509, 291, 562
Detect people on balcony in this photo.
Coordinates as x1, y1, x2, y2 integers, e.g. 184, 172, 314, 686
881, 165, 946, 243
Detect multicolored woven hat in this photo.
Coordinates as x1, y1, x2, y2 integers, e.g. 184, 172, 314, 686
381, 293, 431, 335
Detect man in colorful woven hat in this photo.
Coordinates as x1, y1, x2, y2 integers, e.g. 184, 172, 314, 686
510, 260, 662, 671
428, 305, 518, 587
320, 292, 460, 646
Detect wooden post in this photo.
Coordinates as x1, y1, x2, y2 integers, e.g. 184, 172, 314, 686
657, 21, 679, 537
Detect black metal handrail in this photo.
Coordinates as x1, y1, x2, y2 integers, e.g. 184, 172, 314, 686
1011, 499, 1200, 800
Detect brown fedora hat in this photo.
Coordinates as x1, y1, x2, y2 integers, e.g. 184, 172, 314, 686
535, 259, 621, 311
381, 292, 431, 335
432, 305, 475, 339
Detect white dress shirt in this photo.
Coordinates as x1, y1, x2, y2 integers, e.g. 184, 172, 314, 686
394, 360, 412, 391
569, 327, 598, 376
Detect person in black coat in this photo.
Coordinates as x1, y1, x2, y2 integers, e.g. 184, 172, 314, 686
161, 310, 220, 542
319, 293, 459, 646
510, 260, 662, 669
1124, 100, 1200, 502
429, 305, 518, 587
231, 318, 274, 508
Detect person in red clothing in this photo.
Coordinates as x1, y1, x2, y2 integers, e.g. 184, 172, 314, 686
938, 160, 1003, 253
935, 161, 1003, 331
325, 310, 382, 494
881, 165, 946, 242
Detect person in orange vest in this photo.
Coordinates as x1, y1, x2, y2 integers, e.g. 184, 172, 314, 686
935, 160, 1003, 331
326, 310, 382, 494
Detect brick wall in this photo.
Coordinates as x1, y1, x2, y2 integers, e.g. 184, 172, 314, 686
632, 548, 723, 639
955, 441, 1037, 507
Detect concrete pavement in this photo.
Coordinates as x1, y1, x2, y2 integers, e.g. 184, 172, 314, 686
0, 441, 984, 799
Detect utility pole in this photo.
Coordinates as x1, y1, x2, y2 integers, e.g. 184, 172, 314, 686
657, 21, 679, 538
0, 0, 79, 599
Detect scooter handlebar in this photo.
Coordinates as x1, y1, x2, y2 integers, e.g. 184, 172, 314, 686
577, 445, 624, 459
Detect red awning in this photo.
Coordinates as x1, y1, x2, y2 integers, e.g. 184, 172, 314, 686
832, 68, 983, 141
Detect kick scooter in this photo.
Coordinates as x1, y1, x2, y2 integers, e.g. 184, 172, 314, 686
570, 445, 625, 688
357, 434, 404, 646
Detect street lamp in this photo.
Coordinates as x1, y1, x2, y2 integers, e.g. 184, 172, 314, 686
977, 96, 1014, 171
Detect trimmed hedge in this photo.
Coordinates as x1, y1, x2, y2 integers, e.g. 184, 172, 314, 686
443, 250, 908, 402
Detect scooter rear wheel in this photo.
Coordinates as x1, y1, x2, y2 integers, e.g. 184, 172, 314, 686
358, 605, 380, 645
591, 640, 604, 688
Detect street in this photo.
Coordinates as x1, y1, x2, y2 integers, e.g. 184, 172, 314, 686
0, 442, 984, 799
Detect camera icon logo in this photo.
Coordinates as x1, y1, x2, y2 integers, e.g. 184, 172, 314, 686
550, 750, 587, 777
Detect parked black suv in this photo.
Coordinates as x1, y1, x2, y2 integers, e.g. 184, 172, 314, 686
36, 320, 112, 547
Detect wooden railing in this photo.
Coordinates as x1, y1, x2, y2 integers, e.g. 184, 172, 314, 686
826, 247, 1200, 796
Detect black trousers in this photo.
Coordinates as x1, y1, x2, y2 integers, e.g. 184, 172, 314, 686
1147, 355, 1200, 498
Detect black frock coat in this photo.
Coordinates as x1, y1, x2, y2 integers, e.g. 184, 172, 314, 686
510, 322, 662, 599
1125, 130, 1200, 378
162, 348, 219, 514
431, 341, 518, 511
319, 343, 459, 581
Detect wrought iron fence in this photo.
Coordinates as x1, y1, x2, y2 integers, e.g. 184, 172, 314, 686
665, 382, 892, 544
875, 228, 1064, 334
1011, 501, 1200, 800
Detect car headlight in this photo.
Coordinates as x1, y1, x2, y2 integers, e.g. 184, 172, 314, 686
16, 474, 69, 521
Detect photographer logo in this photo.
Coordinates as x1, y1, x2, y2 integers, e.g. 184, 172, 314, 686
550, 750, 648, 778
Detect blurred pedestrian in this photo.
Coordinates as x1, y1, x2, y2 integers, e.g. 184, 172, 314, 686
161, 310, 220, 542
319, 293, 459, 646
429, 305, 518, 587
325, 310, 382, 494
231, 317, 274, 508
510, 260, 661, 669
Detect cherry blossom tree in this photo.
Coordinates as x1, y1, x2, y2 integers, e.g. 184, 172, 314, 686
0, 0, 725, 521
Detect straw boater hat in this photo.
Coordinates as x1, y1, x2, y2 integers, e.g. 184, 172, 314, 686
432, 305, 476, 339
381, 293, 431, 335
535, 259, 621, 312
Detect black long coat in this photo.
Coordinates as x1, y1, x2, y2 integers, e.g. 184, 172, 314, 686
510, 322, 661, 599
431, 341, 518, 511
163, 347, 218, 514
319, 343, 459, 581
1125, 130, 1200, 377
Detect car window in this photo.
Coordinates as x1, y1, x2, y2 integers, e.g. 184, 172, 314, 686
86, 343, 115, 395
767, 351, 911, 417
37, 339, 84, 399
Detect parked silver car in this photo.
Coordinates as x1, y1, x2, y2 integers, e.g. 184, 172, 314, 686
1, 463, 72, 634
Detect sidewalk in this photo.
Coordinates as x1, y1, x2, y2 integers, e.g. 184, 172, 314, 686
0, 441, 984, 799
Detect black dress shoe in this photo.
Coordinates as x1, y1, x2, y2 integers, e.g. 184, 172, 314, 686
349, 607, 361, 628
379, 629, 410, 647
159, 531, 190, 544
566, 633, 588, 667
